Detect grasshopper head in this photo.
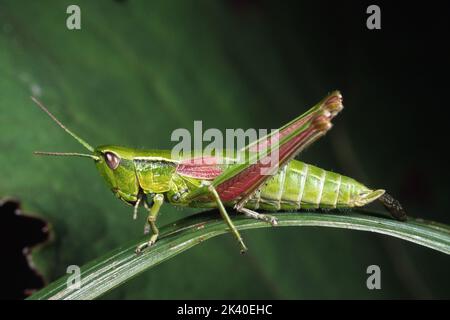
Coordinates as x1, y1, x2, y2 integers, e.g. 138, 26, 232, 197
93, 146, 140, 204
32, 97, 140, 204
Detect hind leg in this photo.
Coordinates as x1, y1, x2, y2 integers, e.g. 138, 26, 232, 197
238, 207, 278, 226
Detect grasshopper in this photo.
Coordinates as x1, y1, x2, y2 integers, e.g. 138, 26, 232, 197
32, 91, 406, 254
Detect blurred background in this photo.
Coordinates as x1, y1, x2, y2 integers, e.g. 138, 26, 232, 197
0, 0, 449, 299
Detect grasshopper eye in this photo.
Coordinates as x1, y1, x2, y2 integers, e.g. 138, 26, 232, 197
105, 152, 120, 170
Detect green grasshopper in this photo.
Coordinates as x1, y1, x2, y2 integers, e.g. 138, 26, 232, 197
32, 91, 406, 254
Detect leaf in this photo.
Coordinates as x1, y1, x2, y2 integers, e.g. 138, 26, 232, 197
28, 210, 450, 300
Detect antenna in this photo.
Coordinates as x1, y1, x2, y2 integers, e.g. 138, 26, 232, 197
33, 151, 99, 161
31, 96, 95, 152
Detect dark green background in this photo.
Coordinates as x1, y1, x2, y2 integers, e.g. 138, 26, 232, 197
1, 0, 449, 299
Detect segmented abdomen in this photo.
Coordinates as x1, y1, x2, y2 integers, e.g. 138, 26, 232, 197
244, 160, 369, 211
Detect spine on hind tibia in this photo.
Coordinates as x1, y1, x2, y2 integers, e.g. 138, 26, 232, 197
244, 160, 385, 211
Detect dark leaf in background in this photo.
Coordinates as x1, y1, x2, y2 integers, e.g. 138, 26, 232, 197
0, 199, 49, 299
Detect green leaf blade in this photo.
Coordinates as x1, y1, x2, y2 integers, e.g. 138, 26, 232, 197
28, 210, 450, 300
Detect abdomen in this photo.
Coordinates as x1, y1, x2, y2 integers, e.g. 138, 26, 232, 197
244, 160, 370, 211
